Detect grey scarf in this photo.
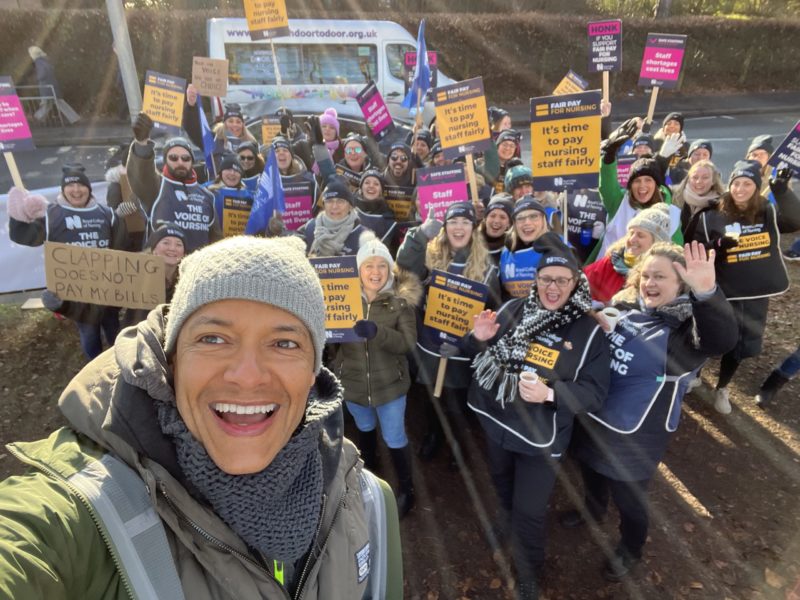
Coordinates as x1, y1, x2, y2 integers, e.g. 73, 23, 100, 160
154, 381, 340, 562
309, 210, 357, 257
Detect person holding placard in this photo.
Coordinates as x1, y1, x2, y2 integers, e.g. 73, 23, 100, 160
127, 113, 219, 253
689, 161, 800, 414
336, 133, 373, 193
298, 176, 370, 258
480, 194, 514, 266
8, 165, 129, 359
206, 154, 255, 238
330, 236, 423, 518
468, 233, 610, 599
237, 141, 265, 193
396, 201, 500, 460
105, 144, 148, 251
566, 242, 735, 582
383, 142, 416, 189
479, 129, 522, 195
355, 169, 397, 246
745, 134, 780, 197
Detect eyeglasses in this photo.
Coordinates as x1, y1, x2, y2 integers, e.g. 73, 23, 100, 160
345, 146, 363, 155
536, 276, 574, 289
167, 154, 192, 163
239, 155, 256, 162
389, 154, 409, 162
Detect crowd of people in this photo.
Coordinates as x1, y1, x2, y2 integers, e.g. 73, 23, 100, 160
3, 88, 799, 600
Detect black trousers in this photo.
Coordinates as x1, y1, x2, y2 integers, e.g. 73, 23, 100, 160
580, 463, 650, 558
486, 438, 559, 581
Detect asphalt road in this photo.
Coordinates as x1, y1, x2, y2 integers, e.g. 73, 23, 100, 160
0, 112, 796, 192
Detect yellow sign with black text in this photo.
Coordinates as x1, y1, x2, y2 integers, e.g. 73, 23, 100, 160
525, 343, 560, 369
243, 0, 290, 40
434, 77, 492, 160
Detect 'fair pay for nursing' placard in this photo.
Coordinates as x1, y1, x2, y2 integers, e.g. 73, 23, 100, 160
434, 77, 492, 160
529, 90, 602, 191
310, 256, 364, 344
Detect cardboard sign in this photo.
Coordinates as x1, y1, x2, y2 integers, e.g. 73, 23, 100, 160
282, 177, 314, 231
588, 20, 623, 73
530, 90, 602, 191
310, 256, 364, 344
192, 57, 229, 98
142, 70, 186, 134
335, 164, 362, 189
768, 120, 800, 171
0, 76, 35, 152
615, 154, 638, 188
356, 80, 395, 142
44, 242, 165, 310
638, 33, 687, 89
384, 185, 415, 221
403, 51, 439, 94
553, 70, 589, 96
423, 270, 488, 344
243, 0, 290, 40
434, 77, 492, 160
261, 117, 282, 144
222, 194, 253, 237
416, 164, 467, 221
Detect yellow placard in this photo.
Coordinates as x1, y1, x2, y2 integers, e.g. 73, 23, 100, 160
531, 115, 601, 177
222, 196, 253, 237
192, 57, 229, 98
142, 71, 185, 131
434, 78, 491, 157
322, 276, 363, 329
44, 242, 165, 310
423, 286, 485, 338
503, 280, 534, 299
262, 118, 282, 144
729, 232, 770, 253
243, 0, 289, 37
525, 343, 560, 369
553, 75, 585, 96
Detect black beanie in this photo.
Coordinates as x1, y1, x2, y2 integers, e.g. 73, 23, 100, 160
488, 106, 509, 126
632, 134, 654, 151
61, 164, 91, 193
388, 141, 412, 161
513, 195, 547, 220
223, 103, 244, 121
415, 128, 433, 148
662, 112, 684, 131
444, 201, 476, 224
747, 135, 774, 156
729, 159, 762, 191
237, 141, 259, 156
162, 137, 194, 162
219, 153, 243, 175
627, 157, 664, 190
486, 193, 514, 220
688, 139, 713, 158
342, 132, 365, 149
496, 129, 521, 146
533, 231, 580, 273
147, 221, 185, 250
322, 176, 354, 206
359, 168, 384, 190
430, 139, 442, 157
271, 135, 293, 155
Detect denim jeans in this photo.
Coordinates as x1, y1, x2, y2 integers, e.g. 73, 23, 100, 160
345, 395, 408, 448
75, 309, 121, 359
777, 344, 800, 379
790, 237, 800, 254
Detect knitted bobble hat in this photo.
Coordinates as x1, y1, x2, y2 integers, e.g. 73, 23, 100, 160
164, 236, 326, 372
319, 108, 340, 135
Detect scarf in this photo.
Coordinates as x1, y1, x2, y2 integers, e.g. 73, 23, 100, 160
161, 165, 198, 185
309, 210, 358, 257
154, 383, 340, 562
610, 249, 634, 275
472, 274, 593, 407
680, 186, 720, 215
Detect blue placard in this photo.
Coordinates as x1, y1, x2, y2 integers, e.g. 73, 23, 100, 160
768, 120, 800, 172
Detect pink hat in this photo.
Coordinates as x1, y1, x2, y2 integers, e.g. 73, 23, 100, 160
319, 108, 340, 135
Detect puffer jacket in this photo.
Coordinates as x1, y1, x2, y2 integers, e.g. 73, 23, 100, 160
331, 268, 423, 407
0, 309, 402, 600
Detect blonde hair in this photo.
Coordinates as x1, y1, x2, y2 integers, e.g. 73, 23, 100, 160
426, 226, 492, 282
612, 242, 687, 304
672, 160, 724, 208
213, 121, 257, 144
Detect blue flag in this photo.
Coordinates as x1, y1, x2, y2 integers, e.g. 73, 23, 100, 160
197, 95, 216, 181
401, 19, 431, 112
245, 148, 284, 235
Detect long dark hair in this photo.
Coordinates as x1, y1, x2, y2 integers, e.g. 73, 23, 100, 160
719, 189, 766, 224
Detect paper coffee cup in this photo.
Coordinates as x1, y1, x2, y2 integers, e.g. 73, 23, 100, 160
519, 371, 539, 384
601, 307, 621, 331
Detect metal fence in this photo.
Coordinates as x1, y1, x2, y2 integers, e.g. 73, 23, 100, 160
15, 84, 65, 127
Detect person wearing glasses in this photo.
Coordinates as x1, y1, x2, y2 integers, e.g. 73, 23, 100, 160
468, 232, 611, 600
336, 133, 372, 193
298, 175, 370, 258
236, 141, 265, 193
127, 113, 219, 253
382, 142, 416, 189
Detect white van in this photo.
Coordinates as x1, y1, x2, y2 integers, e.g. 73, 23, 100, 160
206, 18, 454, 118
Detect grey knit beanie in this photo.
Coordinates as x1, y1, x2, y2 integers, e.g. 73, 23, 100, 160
627, 204, 672, 244
164, 236, 326, 372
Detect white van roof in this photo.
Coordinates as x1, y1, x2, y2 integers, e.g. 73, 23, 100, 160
207, 18, 417, 44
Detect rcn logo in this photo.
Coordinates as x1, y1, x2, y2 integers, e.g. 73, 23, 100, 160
65, 215, 83, 230
573, 194, 589, 208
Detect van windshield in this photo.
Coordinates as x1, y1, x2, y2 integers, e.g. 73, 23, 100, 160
226, 43, 378, 86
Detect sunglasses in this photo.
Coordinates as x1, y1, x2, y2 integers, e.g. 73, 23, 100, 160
389, 154, 409, 162
167, 154, 192, 163
239, 155, 256, 161
345, 146, 363, 155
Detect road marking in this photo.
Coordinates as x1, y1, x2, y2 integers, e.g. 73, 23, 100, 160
703, 137, 744, 142
56, 146, 72, 154
40, 157, 58, 165
25, 171, 42, 179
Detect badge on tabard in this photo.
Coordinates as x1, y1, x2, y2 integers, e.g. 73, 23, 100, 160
355, 542, 370, 584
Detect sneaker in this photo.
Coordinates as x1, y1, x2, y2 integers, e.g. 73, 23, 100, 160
782, 248, 800, 262
714, 387, 732, 414
686, 377, 703, 393
603, 548, 641, 581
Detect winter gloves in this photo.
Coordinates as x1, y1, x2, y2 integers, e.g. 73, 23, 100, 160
769, 168, 794, 196
601, 118, 639, 164
354, 320, 379, 340
133, 113, 154, 143
419, 208, 443, 240
115, 200, 140, 218
658, 132, 686, 159
8, 187, 48, 222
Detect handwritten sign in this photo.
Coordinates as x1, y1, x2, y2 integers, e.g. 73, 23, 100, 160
243, 0, 290, 41
768, 120, 800, 172
638, 33, 687, 89
0, 76, 34, 152
282, 177, 315, 231
384, 185, 415, 221
434, 77, 492, 160
44, 242, 165, 310
588, 20, 622, 73
310, 256, 364, 344
416, 164, 467, 221
356, 80, 395, 142
192, 57, 229, 98
552, 70, 589, 96
142, 70, 186, 134
530, 90, 602, 191
423, 270, 488, 344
